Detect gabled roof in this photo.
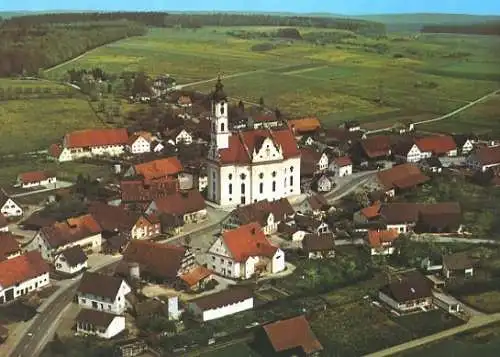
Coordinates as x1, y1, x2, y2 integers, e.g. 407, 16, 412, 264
381, 202, 461, 227
179, 266, 213, 287
443, 252, 474, 270
415, 135, 456, 154
380, 203, 421, 224
361, 135, 392, 158
287, 117, 321, 133
474, 145, 500, 166
120, 179, 179, 203
190, 286, 253, 310
377, 164, 429, 191
367, 229, 399, 248
333, 156, 352, 167
76, 309, 120, 328
302, 233, 335, 253
262, 315, 323, 354
0, 214, 7, 229
133, 157, 184, 181
232, 199, 294, 226
0, 189, 16, 207
49, 143, 62, 158
41, 214, 102, 249
151, 190, 206, 216
222, 223, 278, 262
300, 148, 322, 163
305, 194, 330, 211
57, 245, 87, 267
360, 203, 381, 219
123, 240, 187, 279
0, 233, 21, 260
64, 128, 129, 148
88, 201, 137, 233
380, 271, 432, 303
216, 128, 300, 165
452, 134, 471, 148
77, 272, 125, 300
422, 156, 443, 168
127, 133, 151, 146
19, 171, 54, 184
0, 252, 49, 289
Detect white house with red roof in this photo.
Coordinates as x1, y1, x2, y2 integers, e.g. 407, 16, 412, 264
329, 156, 353, 177
207, 222, 285, 280
16, 171, 56, 189
55, 128, 129, 162
0, 189, 23, 217
0, 251, 50, 304
205, 79, 301, 208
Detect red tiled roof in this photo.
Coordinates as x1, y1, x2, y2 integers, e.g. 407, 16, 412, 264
217, 128, 300, 165
334, 156, 352, 167
368, 229, 399, 248
222, 223, 278, 262
475, 145, 500, 166
377, 164, 429, 190
0, 233, 21, 260
41, 214, 102, 249
120, 179, 179, 203
361, 203, 381, 219
361, 135, 392, 158
65, 128, 129, 148
151, 190, 206, 216
287, 117, 321, 133
415, 135, 456, 154
19, 171, 54, 184
134, 157, 184, 181
87, 201, 137, 233
0, 251, 49, 289
49, 143, 62, 158
263, 315, 323, 355
300, 148, 322, 163
180, 266, 213, 287
0, 213, 7, 228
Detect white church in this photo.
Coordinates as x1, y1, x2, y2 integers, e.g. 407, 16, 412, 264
206, 79, 301, 208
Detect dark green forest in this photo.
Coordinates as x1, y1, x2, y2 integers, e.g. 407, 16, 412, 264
421, 21, 500, 36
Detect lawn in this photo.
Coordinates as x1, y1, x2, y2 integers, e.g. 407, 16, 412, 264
43, 26, 500, 130
0, 97, 105, 155
199, 342, 262, 357
396, 322, 500, 357
460, 291, 500, 314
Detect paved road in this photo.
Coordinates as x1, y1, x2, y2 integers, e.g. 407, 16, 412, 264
365, 89, 500, 135
11, 181, 74, 198
411, 235, 500, 245
364, 313, 500, 357
325, 171, 376, 202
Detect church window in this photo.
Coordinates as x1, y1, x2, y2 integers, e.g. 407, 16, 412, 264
290, 166, 294, 173
272, 181, 276, 192
212, 123, 215, 132
241, 183, 246, 194
259, 173, 264, 179
228, 174, 233, 180
259, 182, 263, 194
272, 171, 277, 177
220, 105, 225, 115
229, 184, 232, 195
290, 176, 294, 186
240, 173, 246, 180
221, 123, 225, 132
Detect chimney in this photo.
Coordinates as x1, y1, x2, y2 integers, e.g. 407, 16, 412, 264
251, 227, 256, 235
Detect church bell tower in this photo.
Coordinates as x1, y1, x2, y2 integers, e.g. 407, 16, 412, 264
210, 76, 230, 152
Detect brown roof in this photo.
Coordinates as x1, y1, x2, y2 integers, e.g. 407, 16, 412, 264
334, 156, 352, 167
474, 145, 500, 166
123, 240, 187, 279
20, 212, 57, 230
443, 252, 474, 270
262, 315, 323, 354
120, 179, 179, 203
49, 143, 62, 158
377, 164, 429, 191
306, 194, 330, 211
65, 128, 129, 148
367, 229, 399, 248
0, 252, 48, 289
19, 171, 54, 184
300, 148, 322, 163
88, 201, 137, 233
302, 233, 335, 253
133, 157, 184, 181
0, 233, 21, 260
57, 246, 87, 267
381, 202, 461, 227
76, 309, 120, 328
0, 214, 7, 228
215, 128, 300, 165
418, 202, 462, 232
322, 128, 363, 144
380, 203, 421, 224
77, 272, 125, 299
287, 117, 321, 134
415, 135, 456, 154
361, 135, 392, 158
190, 287, 253, 310
41, 214, 102, 249
380, 271, 432, 303
151, 190, 206, 216
179, 266, 213, 287
232, 199, 294, 226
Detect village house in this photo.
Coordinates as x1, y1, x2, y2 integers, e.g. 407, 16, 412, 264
0, 214, 8, 232
133, 296, 181, 321
467, 145, 500, 172
125, 157, 184, 182
287, 117, 322, 138
145, 189, 207, 224
150, 140, 165, 153
54, 245, 88, 275
164, 128, 193, 146
394, 136, 457, 163
329, 156, 353, 177
393, 141, 422, 163
419, 157, 443, 173
54, 128, 129, 162
16, 171, 56, 189
366, 229, 399, 256
340, 121, 361, 132
320, 127, 365, 148
294, 213, 330, 236
300, 148, 329, 173
376, 163, 429, 197
255, 315, 323, 357
442, 252, 474, 279
177, 95, 192, 108
188, 287, 254, 322
297, 194, 330, 218
248, 114, 281, 130
277, 221, 304, 242
311, 174, 333, 193
353, 202, 382, 226
127, 132, 153, 154
120, 178, 179, 205
208, 223, 285, 280
0, 251, 50, 304
302, 233, 336, 259
75, 308, 125, 339
359, 135, 392, 161
378, 271, 433, 313
206, 80, 301, 208
0, 189, 23, 217
121, 240, 212, 291
452, 134, 475, 155
223, 198, 295, 235
0, 233, 22, 260
30, 214, 103, 261
76, 272, 131, 314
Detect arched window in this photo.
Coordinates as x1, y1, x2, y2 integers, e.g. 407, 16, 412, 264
259, 173, 264, 179
272, 181, 276, 192
228, 174, 233, 180
241, 183, 246, 194
229, 184, 232, 195
259, 182, 263, 194
221, 123, 225, 132
290, 166, 294, 173
290, 176, 294, 186
272, 171, 277, 177
240, 173, 246, 180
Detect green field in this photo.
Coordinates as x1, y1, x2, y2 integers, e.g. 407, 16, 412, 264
45, 27, 500, 132
199, 342, 261, 357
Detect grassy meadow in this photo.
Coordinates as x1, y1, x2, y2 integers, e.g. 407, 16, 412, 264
45, 27, 500, 132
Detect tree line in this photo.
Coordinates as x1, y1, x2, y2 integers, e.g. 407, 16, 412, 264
0, 20, 146, 77
421, 21, 500, 36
